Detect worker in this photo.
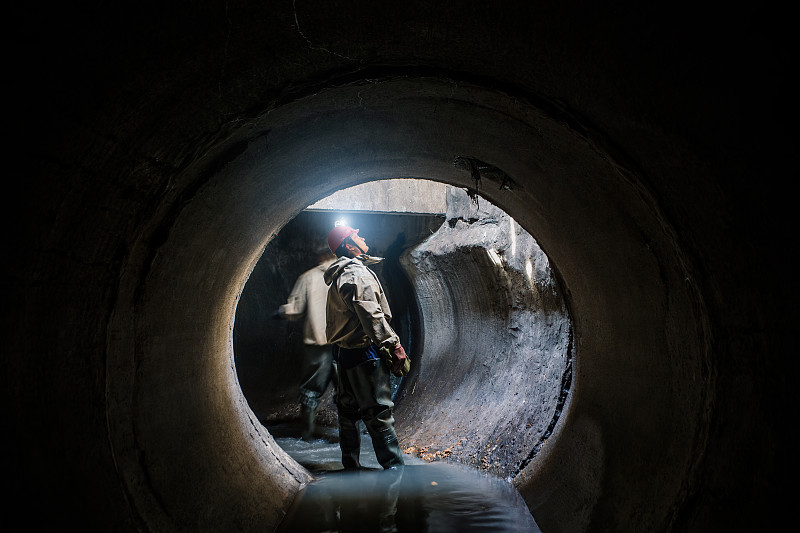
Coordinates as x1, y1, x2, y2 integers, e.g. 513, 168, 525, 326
277, 247, 337, 441
323, 225, 410, 470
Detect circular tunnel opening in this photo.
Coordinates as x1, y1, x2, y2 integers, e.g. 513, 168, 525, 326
107, 76, 711, 532
233, 178, 574, 478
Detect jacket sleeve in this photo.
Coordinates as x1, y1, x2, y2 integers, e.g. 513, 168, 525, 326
342, 278, 399, 347
278, 274, 308, 321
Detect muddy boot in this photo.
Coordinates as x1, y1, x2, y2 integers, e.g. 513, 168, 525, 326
300, 404, 315, 441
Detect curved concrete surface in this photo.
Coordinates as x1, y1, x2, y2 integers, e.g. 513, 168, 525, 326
106, 75, 707, 531
7, 2, 791, 532
396, 192, 573, 481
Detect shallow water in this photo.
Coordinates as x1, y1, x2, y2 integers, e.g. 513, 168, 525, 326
270, 423, 541, 532
270, 422, 428, 472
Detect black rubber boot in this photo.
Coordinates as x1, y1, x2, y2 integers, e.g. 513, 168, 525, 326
370, 426, 404, 469
338, 413, 362, 470
300, 404, 315, 442
351, 360, 404, 469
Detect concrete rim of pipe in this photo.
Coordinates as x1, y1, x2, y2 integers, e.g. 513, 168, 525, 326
106, 76, 712, 532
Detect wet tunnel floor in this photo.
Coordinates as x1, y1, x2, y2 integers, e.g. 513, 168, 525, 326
269, 422, 541, 532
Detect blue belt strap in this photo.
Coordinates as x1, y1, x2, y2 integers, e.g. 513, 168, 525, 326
333, 344, 380, 370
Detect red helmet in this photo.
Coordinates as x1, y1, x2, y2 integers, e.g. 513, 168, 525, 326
327, 226, 358, 253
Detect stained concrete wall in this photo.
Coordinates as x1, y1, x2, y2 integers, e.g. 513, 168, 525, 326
6, 1, 793, 532
397, 188, 572, 479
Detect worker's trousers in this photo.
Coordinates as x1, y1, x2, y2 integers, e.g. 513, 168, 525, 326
299, 344, 335, 410
333, 347, 404, 470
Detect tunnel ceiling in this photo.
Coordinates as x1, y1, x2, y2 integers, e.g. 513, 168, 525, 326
306, 178, 450, 214
8, 2, 793, 532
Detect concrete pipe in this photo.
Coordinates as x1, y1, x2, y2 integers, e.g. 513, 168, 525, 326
7, 2, 790, 532
100, 77, 709, 531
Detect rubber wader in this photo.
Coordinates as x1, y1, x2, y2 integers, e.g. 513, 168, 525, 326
298, 344, 335, 441
336, 358, 404, 469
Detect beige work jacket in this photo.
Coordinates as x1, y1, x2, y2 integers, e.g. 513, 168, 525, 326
279, 258, 335, 346
324, 255, 400, 349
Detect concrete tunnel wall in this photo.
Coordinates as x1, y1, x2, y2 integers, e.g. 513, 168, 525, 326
394, 187, 574, 481
110, 76, 708, 532
6, 2, 792, 532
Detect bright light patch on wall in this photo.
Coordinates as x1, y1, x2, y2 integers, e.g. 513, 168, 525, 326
526, 258, 534, 281
510, 218, 517, 256
306, 179, 448, 215
334, 219, 347, 227
487, 248, 503, 267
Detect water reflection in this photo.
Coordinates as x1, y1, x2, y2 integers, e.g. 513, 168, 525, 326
271, 423, 541, 532
277, 465, 540, 532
